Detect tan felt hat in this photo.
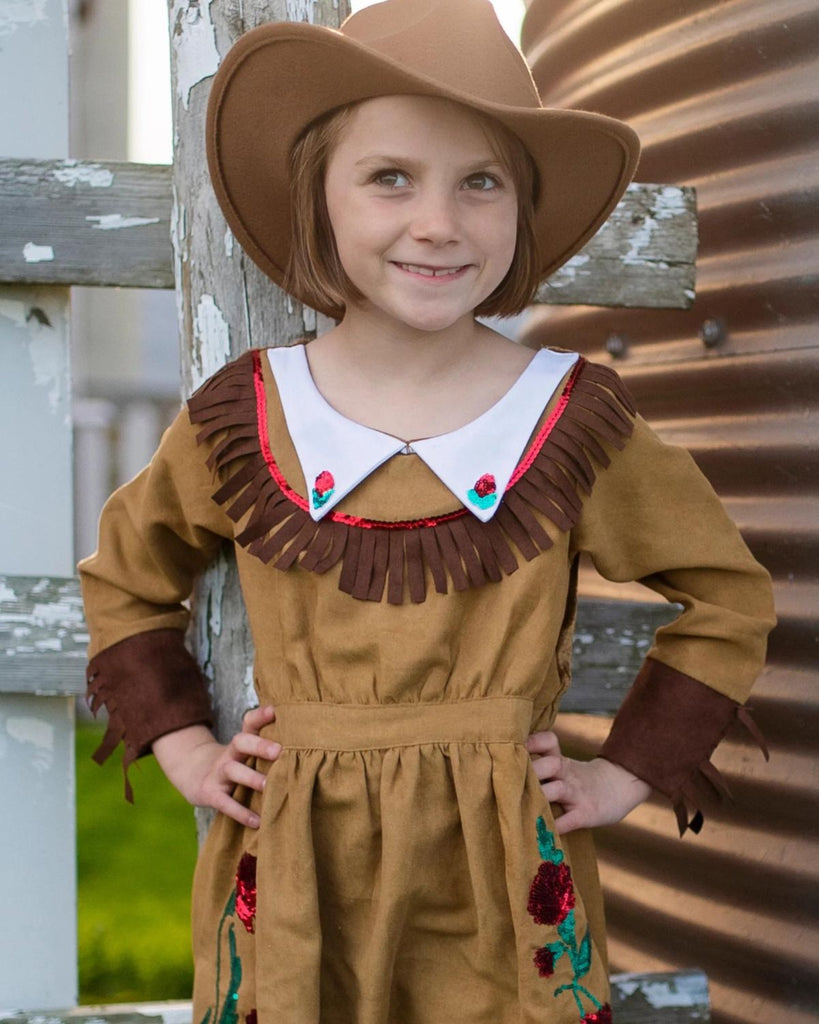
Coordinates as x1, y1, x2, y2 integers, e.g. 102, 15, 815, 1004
206, 0, 640, 314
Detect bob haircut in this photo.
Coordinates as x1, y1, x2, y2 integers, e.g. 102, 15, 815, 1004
285, 99, 542, 321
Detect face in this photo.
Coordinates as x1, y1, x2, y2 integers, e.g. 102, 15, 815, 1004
323, 95, 519, 335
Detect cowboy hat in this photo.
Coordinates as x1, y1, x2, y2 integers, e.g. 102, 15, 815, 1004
206, 0, 640, 315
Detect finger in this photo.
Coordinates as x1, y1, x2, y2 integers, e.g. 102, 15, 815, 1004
208, 789, 261, 829
229, 730, 281, 762
242, 704, 276, 733
538, 779, 568, 804
554, 808, 587, 835
525, 730, 561, 757
221, 759, 269, 793
530, 754, 564, 783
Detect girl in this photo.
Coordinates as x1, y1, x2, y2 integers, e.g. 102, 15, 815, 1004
80, 1, 775, 1021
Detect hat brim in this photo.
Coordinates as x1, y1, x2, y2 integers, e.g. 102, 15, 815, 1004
207, 22, 640, 316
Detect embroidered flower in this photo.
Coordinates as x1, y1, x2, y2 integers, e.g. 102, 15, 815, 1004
467, 473, 497, 509
312, 470, 335, 509
528, 860, 576, 926
235, 852, 257, 933
529, 816, 607, 1019
245, 1013, 258, 1024
582, 1005, 613, 1024
533, 945, 556, 977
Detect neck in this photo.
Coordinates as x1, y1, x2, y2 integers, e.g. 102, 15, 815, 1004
325, 305, 486, 387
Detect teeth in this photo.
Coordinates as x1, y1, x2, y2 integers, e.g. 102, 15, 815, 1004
400, 263, 461, 277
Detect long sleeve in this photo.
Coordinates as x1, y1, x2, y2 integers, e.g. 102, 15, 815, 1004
570, 411, 776, 834
79, 406, 234, 795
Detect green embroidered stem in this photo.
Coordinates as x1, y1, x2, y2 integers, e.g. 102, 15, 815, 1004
217, 923, 243, 1024
202, 890, 237, 1024
532, 816, 605, 1018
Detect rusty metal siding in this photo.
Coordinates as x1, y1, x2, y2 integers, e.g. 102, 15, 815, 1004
522, 1, 819, 1021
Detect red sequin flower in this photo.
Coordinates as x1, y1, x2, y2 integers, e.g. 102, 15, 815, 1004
474, 473, 496, 497
245, 1013, 257, 1024
527, 860, 576, 925
236, 852, 257, 933
583, 1005, 612, 1024
533, 946, 555, 977
314, 470, 334, 496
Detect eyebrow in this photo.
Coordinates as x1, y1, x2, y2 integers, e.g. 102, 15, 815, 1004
354, 153, 506, 172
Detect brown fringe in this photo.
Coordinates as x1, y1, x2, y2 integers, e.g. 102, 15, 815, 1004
673, 705, 770, 836
87, 672, 136, 802
187, 349, 636, 605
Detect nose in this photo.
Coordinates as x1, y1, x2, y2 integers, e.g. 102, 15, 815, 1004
408, 187, 460, 246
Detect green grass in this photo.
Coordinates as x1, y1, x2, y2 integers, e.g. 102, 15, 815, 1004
76, 722, 198, 1002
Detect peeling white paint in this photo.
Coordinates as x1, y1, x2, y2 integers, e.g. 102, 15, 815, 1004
23, 242, 55, 263
28, 322, 67, 415
652, 185, 689, 220
86, 214, 160, 230
0, 582, 17, 602
548, 252, 590, 287
612, 972, 706, 1007
5, 716, 55, 774
192, 293, 231, 391
31, 600, 84, 626
0, 298, 27, 326
622, 215, 657, 266
224, 228, 234, 258
52, 160, 114, 189
0, 0, 48, 37
285, 0, 318, 23
171, 0, 221, 110
301, 303, 317, 334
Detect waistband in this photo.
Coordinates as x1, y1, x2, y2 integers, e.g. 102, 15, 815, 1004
263, 698, 532, 751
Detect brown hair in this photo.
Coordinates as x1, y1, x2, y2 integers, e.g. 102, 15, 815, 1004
285, 99, 542, 321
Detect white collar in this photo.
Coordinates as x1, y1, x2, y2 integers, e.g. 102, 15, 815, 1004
267, 345, 579, 523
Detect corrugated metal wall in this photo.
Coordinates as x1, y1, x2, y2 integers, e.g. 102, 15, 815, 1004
521, 1, 819, 1021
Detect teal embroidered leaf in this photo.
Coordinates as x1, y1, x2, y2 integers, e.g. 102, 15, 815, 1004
557, 908, 576, 947
200, 1011, 212, 1024
575, 927, 592, 979
536, 815, 564, 864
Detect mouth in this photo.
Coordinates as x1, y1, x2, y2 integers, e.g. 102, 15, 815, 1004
394, 262, 469, 279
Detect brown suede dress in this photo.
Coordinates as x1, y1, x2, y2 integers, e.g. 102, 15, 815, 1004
79, 347, 775, 1024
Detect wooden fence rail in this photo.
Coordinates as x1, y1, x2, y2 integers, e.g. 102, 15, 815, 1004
0, 158, 697, 308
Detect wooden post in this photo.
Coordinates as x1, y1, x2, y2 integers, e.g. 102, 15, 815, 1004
167, 0, 350, 836
0, 0, 77, 1009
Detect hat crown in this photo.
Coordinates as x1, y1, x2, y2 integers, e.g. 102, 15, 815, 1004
340, 0, 542, 110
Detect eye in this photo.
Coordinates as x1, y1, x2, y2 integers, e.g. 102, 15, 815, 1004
372, 169, 410, 188
462, 172, 502, 192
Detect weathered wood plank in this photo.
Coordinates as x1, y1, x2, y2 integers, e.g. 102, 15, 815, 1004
611, 969, 711, 1022
0, 159, 173, 288
0, 575, 674, 706
0, 159, 696, 307
0, 970, 709, 1023
0, 576, 86, 696
537, 183, 698, 309
563, 598, 680, 714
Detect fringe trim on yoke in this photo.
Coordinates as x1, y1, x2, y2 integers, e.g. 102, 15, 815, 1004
187, 350, 636, 605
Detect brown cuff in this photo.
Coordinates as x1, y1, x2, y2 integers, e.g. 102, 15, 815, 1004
600, 657, 768, 836
86, 628, 213, 801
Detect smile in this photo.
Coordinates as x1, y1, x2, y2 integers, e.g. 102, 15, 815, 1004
395, 263, 468, 278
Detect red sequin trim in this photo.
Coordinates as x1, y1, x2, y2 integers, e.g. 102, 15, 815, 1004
527, 860, 576, 926
235, 852, 257, 934
508, 356, 584, 488
251, 349, 582, 529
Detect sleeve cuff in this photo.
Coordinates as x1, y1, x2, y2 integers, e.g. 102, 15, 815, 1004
600, 656, 768, 836
86, 628, 213, 801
